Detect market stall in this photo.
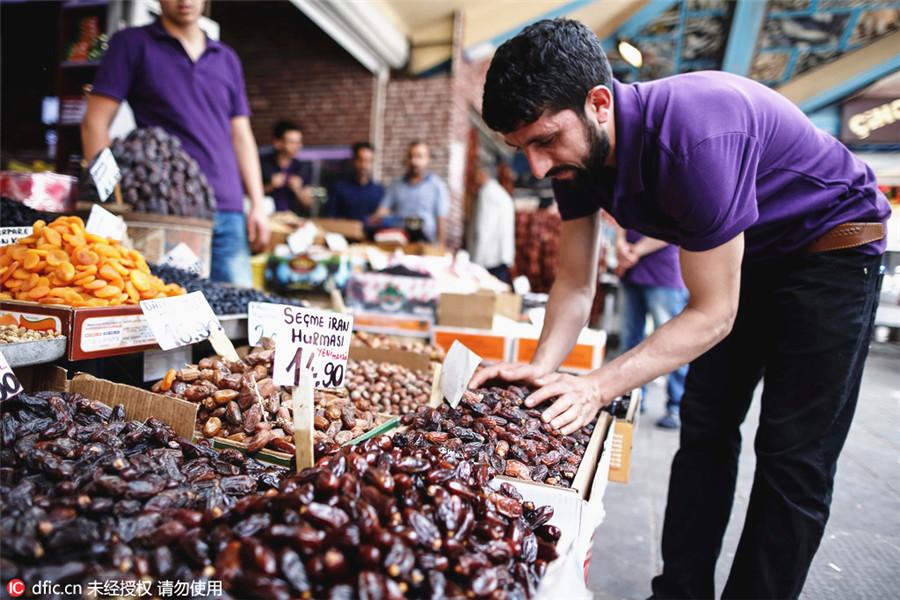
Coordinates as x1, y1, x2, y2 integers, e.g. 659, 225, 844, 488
0, 197, 633, 600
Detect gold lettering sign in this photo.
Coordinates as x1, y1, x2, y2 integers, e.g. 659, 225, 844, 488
847, 98, 900, 140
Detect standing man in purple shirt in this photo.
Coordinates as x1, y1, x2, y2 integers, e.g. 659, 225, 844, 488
81, 0, 269, 286
472, 19, 889, 599
614, 228, 689, 429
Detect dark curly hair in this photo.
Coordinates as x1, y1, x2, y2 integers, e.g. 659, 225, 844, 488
482, 18, 613, 134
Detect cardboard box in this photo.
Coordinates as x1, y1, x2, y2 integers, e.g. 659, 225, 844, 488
0, 300, 158, 360
352, 312, 433, 339
312, 218, 365, 241
438, 291, 522, 330
432, 325, 513, 362
514, 328, 607, 375
345, 272, 438, 318
608, 389, 641, 484
19, 365, 198, 441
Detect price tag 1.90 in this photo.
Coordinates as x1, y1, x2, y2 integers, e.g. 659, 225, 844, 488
89, 147, 122, 202
140, 291, 225, 352
272, 306, 354, 389
0, 350, 24, 402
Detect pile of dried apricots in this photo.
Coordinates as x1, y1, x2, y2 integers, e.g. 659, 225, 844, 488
0, 215, 184, 306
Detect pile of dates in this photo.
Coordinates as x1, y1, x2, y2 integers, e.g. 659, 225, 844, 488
346, 358, 434, 415
351, 330, 446, 362
400, 385, 594, 488
0, 391, 287, 591
111, 127, 217, 218
602, 392, 632, 419
212, 434, 559, 599
153, 340, 390, 455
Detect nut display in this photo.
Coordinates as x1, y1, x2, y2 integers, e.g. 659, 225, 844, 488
149, 262, 306, 315
346, 358, 434, 415
0, 325, 63, 344
0, 391, 288, 591
351, 330, 446, 361
0, 215, 184, 306
152, 340, 391, 454
400, 385, 596, 488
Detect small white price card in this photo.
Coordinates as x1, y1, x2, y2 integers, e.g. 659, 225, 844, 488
161, 242, 204, 275
140, 291, 225, 351
272, 305, 354, 389
89, 147, 122, 202
85, 203, 127, 241
248, 301, 282, 346
440, 340, 483, 408
0, 350, 24, 402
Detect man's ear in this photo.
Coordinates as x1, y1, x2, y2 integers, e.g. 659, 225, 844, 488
585, 85, 613, 124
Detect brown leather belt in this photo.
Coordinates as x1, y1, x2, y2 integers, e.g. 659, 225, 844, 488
802, 222, 885, 253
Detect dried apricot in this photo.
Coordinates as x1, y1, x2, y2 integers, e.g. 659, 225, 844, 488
94, 285, 121, 298
130, 270, 152, 292
22, 251, 42, 271
82, 279, 108, 290
57, 262, 76, 282
42, 228, 62, 247
74, 249, 99, 266
0, 215, 184, 306
28, 286, 51, 299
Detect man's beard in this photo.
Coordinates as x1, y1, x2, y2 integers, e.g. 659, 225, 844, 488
555, 117, 610, 190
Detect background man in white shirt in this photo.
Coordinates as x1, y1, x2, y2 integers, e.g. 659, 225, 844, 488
469, 159, 516, 283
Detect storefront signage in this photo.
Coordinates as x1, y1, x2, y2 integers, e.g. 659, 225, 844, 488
842, 97, 900, 143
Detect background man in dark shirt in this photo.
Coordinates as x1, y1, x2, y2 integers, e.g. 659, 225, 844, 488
260, 120, 314, 216
325, 141, 384, 224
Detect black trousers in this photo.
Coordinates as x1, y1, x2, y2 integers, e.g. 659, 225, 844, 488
651, 249, 884, 599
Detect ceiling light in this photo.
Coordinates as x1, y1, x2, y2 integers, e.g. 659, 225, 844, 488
617, 38, 643, 68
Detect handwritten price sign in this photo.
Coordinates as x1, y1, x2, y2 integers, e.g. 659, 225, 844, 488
272, 306, 353, 389
140, 292, 224, 351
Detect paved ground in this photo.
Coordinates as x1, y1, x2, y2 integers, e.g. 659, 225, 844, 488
587, 340, 900, 600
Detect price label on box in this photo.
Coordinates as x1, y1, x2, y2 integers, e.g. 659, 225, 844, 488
271, 306, 353, 389
140, 291, 226, 351
0, 350, 24, 401
0, 226, 32, 247
89, 147, 122, 202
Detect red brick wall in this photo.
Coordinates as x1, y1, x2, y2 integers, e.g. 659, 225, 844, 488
212, 2, 501, 250
211, 1, 374, 148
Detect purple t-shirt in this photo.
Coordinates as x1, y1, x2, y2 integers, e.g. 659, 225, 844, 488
554, 73, 890, 263
91, 20, 251, 212
622, 230, 685, 289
